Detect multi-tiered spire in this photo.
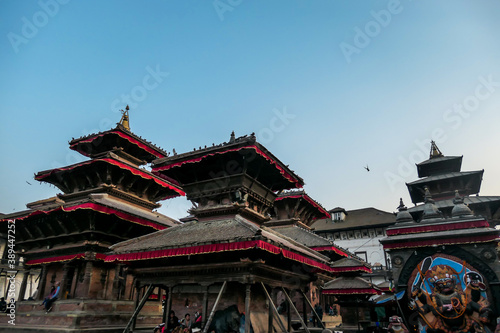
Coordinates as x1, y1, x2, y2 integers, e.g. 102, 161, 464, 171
407, 142, 483, 204
1, 110, 183, 302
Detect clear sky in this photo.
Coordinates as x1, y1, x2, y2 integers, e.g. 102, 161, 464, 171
1, 0, 500, 220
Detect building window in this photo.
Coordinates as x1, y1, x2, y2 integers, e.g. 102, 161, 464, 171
341, 233, 347, 240
376, 228, 383, 236
385, 251, 391, 270
348, 231, 354, 239
362, 230, 368, 237
334, 233, 340, 240
355, 251, 368, 262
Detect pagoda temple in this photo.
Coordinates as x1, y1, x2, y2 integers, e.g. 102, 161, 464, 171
266, 190, 351, 262
0, 109, 184, 332
106, 132, 369, 333
406, 141, 500, 226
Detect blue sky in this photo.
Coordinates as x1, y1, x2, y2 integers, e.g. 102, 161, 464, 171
1, 0, 500, 219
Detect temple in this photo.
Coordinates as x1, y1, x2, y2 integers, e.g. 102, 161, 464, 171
0, 110, 184, 331
381, 141, 500, 333
108, 131, 370, 332
0, 116, 370, 333
406, 141, 500, 225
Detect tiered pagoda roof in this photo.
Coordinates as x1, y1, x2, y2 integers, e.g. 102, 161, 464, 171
322, 276, 380, 296
107, 215, 340, 274
69, 124, 168, 164
108, 132, 366, 283
152, 132, 303, 191
272, 190, 330, 225
0, 111, 182, 266
381, 194, 499, 251
35, 151, 184, 206
265, 190, 352, 262
406, 141, 484, 204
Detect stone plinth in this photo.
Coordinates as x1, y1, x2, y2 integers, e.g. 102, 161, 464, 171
0, 299, 162, 333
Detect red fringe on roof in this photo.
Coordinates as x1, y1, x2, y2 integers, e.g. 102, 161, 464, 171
276, 194, 330, 220
310, 246, 348, 257
153, 145, 302, 188
383, 234, 499, 250
70, 130, 166, 158
25, 253, 107, 266
322, 288, 380, 295
1, 203, 168, 231
105, 240, 367, 274
35, 158, 184, 197
386, 220, 489, 236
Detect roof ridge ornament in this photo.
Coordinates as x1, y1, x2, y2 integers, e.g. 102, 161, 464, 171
451, 190, 474, 217
429, 140, 443, 159
421, 186, 442, 220
395, 198, 414, 223
118, 105, 131, 131
423, 186, 435, 204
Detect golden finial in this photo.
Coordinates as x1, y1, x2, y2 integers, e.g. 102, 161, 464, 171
119, 105, 130, 131
429, 140, 443, 159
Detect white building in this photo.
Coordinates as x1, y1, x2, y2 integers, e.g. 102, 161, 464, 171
311, 207, 396, 285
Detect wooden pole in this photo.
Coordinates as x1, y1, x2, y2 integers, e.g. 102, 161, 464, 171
131, 287, 140, 331
202, 286, 209, 327
202, 281, 227, 333
162, 286, 170, 323
260, 282, 287, 333
18, 270, 29, 301
36, 265, 47, 301
123, 284, 154, 333
281, 287, 310, 333
245, 284, 251, 333
299, 289, 325, 329
302, 294, 307, 328
286, 293, 291, 332
268, 288, 276, 333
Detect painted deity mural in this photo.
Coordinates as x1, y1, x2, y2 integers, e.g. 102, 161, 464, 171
408, 254, 493, 333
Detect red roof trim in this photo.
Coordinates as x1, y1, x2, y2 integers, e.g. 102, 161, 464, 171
275, 194, 330, 220
153, 145, 302, 188
1, 203, 168, 231
70, 130, 166, 158
25, 252, 107, 266
322, 288, 380, 295
386, 220, 489, 236
105, 240, 361, 274
310, 246, 349, 257
383, 234, 499, 250
35, 158, 184, 197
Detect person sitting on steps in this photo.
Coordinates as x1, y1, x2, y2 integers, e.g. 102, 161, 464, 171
44, 281, 60, 313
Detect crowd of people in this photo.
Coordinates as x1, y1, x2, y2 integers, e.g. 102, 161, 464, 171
154, 310, 202, 333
